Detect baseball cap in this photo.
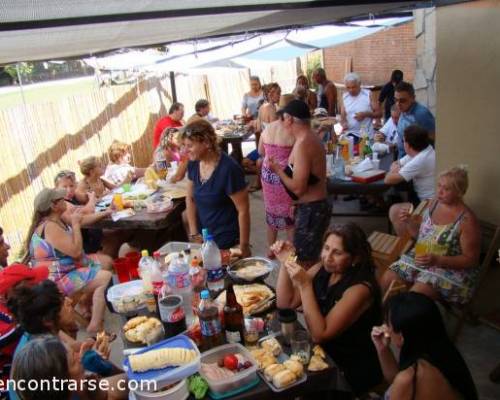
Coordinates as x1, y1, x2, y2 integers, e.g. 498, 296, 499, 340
0, 264, 49, 294
34, 188, 67, 213
277, 99, 311, 120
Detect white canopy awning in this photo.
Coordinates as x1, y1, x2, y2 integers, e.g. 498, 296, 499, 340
0, 0, 457, 64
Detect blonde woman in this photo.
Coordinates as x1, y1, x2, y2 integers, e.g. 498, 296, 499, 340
381, 166, 481, 304
75, 156, 115, 203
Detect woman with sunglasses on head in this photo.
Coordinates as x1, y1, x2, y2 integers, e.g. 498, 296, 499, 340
23, 188, 112, 334
273, 222, 383, 397
372, 292, 477, 400
183, 119, 251, 258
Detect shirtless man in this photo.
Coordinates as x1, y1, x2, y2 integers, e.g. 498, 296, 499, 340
270, 100, 331, 268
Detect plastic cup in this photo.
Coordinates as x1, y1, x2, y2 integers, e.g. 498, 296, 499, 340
125, 252, 141, 279
113, 257, 130, 283
290, 330, 311, 364
414, 241, 429, 257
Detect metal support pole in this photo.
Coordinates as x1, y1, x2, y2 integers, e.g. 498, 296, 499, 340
169, 71, 177, 103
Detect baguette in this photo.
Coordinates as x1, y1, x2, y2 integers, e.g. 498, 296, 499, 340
129, 347, 197, 372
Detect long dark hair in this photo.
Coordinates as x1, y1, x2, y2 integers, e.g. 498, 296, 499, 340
386, 292, 478, 400
7, 280, 63, 335
12, 335, 71, 400
324, 223, 381, 303
22, 208, 51, 264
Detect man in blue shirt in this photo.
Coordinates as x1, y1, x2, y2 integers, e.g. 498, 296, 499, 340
395, 81, 435, 158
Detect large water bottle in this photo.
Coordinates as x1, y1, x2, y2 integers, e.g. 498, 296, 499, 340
166, 253, 193, 326
201, 232, 225, 292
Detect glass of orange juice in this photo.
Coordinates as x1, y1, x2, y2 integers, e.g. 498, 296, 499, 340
112, 193, 124, 211
414, 241, 429, 257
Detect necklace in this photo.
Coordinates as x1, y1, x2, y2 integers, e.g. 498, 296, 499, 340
199, 154, 220, 184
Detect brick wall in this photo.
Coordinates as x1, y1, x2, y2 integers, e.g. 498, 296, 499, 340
323, 22, 416, 86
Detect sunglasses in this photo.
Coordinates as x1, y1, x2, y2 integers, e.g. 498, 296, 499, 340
55, 170, 75, 180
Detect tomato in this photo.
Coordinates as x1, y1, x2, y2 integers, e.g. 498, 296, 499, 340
223, 354, 239, 370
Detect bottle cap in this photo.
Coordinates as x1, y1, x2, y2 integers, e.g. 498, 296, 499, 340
200, 290, 210, 300
141, 250, 149, 257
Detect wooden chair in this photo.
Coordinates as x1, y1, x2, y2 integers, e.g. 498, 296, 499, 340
368, 200, 430, 280
446, 222, 500, 341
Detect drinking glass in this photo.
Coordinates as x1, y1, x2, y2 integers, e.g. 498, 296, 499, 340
414, 241, 429, 257
290, 330, 311, 365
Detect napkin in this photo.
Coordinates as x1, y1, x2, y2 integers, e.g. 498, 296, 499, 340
352, 157, 375, 174
372, 142, 389, 155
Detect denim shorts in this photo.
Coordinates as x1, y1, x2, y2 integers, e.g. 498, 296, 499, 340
294, 199, 332, 262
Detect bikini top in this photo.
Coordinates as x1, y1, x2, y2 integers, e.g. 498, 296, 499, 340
281, 163, 320, 201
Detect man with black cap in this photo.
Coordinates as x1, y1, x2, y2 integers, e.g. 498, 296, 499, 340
270, 100, 331, 268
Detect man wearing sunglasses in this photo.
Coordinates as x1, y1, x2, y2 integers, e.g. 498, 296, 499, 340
394, 82, 435, 158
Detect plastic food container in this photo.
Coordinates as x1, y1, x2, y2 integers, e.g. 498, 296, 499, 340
198, 343, 259, 398
132, 379, 189, 400
107, 280, 147, 314
157, 242, 202, 256
145, 194, 174, 214
124, 335, 201, 388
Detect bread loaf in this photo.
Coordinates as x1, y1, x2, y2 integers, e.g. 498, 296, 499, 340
129, 347, 197, 372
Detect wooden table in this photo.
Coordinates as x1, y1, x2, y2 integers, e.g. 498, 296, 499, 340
89, 200, 185, 230
217, 127, 252, 165
215, 366, 338, 400
327, 151, 395, 231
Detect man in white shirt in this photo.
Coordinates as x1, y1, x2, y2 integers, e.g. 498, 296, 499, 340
384, 124, 436, 235
340, 72, 381, 141
375, 104, 400, 146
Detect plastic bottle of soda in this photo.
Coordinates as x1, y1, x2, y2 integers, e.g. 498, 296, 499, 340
198, 290, 224, 350
224, 283, 244, 344
201, 232, 225, 292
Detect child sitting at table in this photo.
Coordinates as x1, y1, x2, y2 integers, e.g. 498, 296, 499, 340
54, 170, 108, 254
104, 140, 145, 186
75, 156, 116, 203
155, 127, 188, 183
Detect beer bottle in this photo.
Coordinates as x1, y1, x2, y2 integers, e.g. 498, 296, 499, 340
224, 283, 245, 344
